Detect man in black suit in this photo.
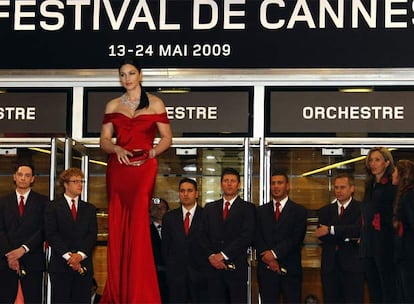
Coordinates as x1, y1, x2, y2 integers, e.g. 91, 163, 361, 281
45, 167, 97, 304
149, 197, 169, 303
162, 178, 208, 303
0, 162, 48, 303
315, 173, 364, 303
200, 167, 255, 303
256, 169, 307, 304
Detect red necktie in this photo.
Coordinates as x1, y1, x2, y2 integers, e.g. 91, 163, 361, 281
184, 211, 191, 235
339, 205, 345, 218
275, 201, 281, 221
71, 199, 77, 221
19, 196, 24, 217
223, 201, 230, 220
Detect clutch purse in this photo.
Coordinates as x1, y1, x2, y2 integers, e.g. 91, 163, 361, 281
128, 150, 149, 162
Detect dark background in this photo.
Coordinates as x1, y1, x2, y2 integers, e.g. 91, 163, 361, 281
1, 0, 413, 69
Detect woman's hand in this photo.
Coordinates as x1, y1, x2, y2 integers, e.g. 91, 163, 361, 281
114, 145, 133, 165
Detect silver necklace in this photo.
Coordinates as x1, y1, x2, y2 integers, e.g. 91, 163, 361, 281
121, 93, 140, 110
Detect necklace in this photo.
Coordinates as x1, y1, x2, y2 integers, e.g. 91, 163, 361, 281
121, 93, 140, 110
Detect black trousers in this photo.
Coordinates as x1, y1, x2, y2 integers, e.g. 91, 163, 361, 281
49, 271, 92, 304
364, 257, 396, 303
0, 268, 43, 304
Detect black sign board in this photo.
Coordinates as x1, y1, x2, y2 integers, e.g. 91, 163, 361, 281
1, 1, 414, 68
85, 87, 253, 137
266, 87, 414, 136
0, 89, 71, 136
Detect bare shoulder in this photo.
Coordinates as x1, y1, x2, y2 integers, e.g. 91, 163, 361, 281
148, 93, 166, 114
104, 97, 121, 114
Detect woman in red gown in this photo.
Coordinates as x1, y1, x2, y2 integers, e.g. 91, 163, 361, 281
99, 57, 172, 303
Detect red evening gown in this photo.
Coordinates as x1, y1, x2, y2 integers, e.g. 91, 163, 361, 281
100, 112, 169, 304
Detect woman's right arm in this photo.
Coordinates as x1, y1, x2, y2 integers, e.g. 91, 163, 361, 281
100, 122, 133, 164
99, 122, 117, 154
99, 101, 132, 164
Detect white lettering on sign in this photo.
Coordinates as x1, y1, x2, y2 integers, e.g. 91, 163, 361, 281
302, 106, 405, 120
166, 106, 218, 120
1, 0, 413, 31
0, 107, 36, 120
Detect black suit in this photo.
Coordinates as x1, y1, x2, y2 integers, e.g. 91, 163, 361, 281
318, 199, 364, 303
360, 178, 397, 303
162, 205, 208, 303
0, 190, 48, 303
394, 190, 414, 302
200, 197, 255, 303
45, 196, 97, 304
150, 221, 168, 303
255, 199, 307, 304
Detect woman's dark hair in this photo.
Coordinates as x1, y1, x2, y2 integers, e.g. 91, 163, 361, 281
118, 56, 141, 72
393, 159, 414, 228
119, 56, 149, 109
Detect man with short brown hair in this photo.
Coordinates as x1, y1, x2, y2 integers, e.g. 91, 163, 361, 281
200, 168, 255, 303
45, 167, 97, 304
0, 162, 48, 303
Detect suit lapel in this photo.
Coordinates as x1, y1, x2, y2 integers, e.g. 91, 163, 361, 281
188, 205, 201, 235
11, 195, 21, 220
175, 208, 186, 236
225, 197, 241, 221
329, 202, 340, 225
63, 197, 76, 223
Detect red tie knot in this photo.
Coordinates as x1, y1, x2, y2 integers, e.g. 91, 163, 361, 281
19, 196, 25, 217
275, 201, 281, 221
339, 205, 345, 217
71, 199, 77, 220
223, 201, 230, 220
184, 211, 191, 235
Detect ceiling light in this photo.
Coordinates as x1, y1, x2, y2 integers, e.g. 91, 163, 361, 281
157, 88, 191, 93
301, 156, 366, 177
302, 148, 397, 177
339, 87, 373, 93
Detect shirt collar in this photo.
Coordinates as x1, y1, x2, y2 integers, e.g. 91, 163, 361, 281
337, 197, 352, 210
16, 190, 30, 202
182, 203, 197, 217
223, 196, 238, 207
273, 196, 288, 210
64, 194, 79, 207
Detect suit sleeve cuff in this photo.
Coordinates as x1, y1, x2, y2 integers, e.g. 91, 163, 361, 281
21, 245, 29, 253
77, 251, 87, 260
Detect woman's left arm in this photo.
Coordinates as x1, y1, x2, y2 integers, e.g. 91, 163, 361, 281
152, 122, 172, 157
151, 96, 172, 157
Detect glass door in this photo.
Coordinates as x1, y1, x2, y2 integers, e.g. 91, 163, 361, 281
265, 145, 414, 302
